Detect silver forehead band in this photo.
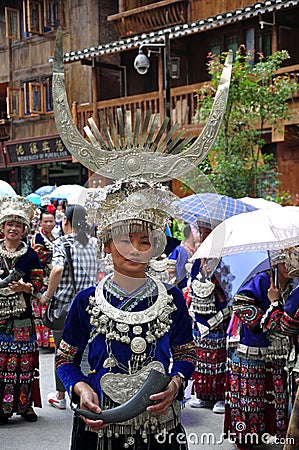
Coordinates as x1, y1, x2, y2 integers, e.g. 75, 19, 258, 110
84, 181, 181, 242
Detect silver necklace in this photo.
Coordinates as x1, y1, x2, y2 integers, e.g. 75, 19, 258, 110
0, 240, 27, 259
88, 273, 177, 374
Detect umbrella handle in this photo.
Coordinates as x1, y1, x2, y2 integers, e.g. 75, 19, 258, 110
267, 250, 276, 286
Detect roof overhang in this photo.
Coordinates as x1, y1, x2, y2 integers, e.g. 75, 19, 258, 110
63, 0, 299, 63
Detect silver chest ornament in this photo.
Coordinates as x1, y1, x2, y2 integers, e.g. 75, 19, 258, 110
87, 274, 177, 371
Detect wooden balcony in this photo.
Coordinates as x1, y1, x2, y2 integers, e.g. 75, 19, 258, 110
107, 0, 189, 37
72, 81, 204, 141
72, 64, 299, 143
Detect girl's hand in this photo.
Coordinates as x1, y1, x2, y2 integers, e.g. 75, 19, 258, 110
9, 279, 31, 293
147, 378, 179, 416
267, 278, 280, 303
75, 382, 108, 431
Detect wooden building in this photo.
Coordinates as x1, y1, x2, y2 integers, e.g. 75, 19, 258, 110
0, 0, 298, 198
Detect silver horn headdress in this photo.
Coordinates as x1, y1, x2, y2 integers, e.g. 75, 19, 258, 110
53, 28, 233, 182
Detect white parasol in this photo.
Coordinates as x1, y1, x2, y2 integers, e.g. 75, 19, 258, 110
192, 206, 299, 259
238, 197, 282, 210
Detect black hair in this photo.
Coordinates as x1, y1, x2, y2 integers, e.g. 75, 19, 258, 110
39, 208, 55, 221
64, 205, 89, 246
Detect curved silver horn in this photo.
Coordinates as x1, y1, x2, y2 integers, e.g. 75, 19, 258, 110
53, 28, 232, 182
74, 368, 170, 423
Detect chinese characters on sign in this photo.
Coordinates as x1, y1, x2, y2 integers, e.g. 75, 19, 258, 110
6, 136, 71, 166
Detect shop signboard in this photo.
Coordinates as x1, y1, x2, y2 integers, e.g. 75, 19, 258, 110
5, 135, 72, 166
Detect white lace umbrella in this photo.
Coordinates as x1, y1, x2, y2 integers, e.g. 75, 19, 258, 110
192, 206, 299, 259
238, 197, 282, 210
0, 180, 17, 198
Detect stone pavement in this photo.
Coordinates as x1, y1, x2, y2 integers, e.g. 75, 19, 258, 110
0, 349, 285, 450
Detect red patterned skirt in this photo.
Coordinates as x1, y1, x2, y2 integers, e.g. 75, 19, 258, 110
33, 302, 55, 349
224, 348, 288, 443
192, 323, 227, 401
0, 317, 41, 418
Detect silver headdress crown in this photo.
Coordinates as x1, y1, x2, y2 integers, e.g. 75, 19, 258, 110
52, 28, 232, 241
270, 249, 287, 265
85, 180, 180, 243
285, 247, 299, 278
0, 195, 38, 228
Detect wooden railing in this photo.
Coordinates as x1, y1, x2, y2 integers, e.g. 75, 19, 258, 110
107, 0, 189, 37
72, 81, 205, 139
72, 64, 299, 140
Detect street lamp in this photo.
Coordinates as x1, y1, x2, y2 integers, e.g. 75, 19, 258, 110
134, 33, 171, 130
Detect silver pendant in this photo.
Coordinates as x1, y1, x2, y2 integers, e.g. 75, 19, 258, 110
100, 361, 165, 404
130, 336, 146, 354
103, 356, 117, 368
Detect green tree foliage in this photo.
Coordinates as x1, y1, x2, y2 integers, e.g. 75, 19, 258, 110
192, 48, 298, 198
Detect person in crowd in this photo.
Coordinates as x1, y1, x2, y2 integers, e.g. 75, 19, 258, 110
55, 181, 196, 450
260, 247, 299, 450
31, 208, 56, 349
225, 250, 295, 448
52, 200, 67, 238
0, 196, 43, 424
40, 205, 100, 410
168, 224, 196, 291
187, 222, 230, 414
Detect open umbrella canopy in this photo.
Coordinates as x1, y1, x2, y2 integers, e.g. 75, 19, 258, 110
175, 193, 257, 226
67, 187, 97, 205
0, 181, 17, 198
214, 251, 268, 304
34, 185, 56, 196
26, 193, 42, 206
49, 184, 85, 202
193, 206, 299, 259
238, 197, 282, 210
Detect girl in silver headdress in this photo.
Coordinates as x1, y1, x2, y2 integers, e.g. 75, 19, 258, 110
0, 196, 43, 424
55, 182, 196, 450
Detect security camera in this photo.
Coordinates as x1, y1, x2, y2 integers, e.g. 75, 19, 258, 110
134, 51, 150, 75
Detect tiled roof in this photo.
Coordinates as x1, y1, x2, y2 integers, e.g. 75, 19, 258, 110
64, 0, 299, 62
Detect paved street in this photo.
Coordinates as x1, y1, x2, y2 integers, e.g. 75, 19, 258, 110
0, 349, 284, 450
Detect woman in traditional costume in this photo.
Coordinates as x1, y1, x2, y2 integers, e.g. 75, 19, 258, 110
31, 208, 56, 349
55, 181, 196, 450
188, 223, 230, 414
50, 28, 233, 449
225, 251, 294, 448
0, 196, 43, 424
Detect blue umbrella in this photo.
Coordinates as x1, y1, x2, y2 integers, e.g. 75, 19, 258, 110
175, 193, 257, 226
34, 185, 56, 196
26, 193, 42, 206
49, 184, 85, 202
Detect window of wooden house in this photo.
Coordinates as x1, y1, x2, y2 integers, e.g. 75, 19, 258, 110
23, 0, 43, 34
44, 77, 53, 112
7, 88, 23, 118
29, 83, 43, 113
224, 33, 240, 59
209, 36, 221, 57
43, 0, 58, 29
256, 28, 272, 58
5, 8, 21, 40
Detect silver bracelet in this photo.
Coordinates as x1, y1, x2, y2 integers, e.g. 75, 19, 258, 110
43, 294, 52, 301
171, 377, 180, 397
